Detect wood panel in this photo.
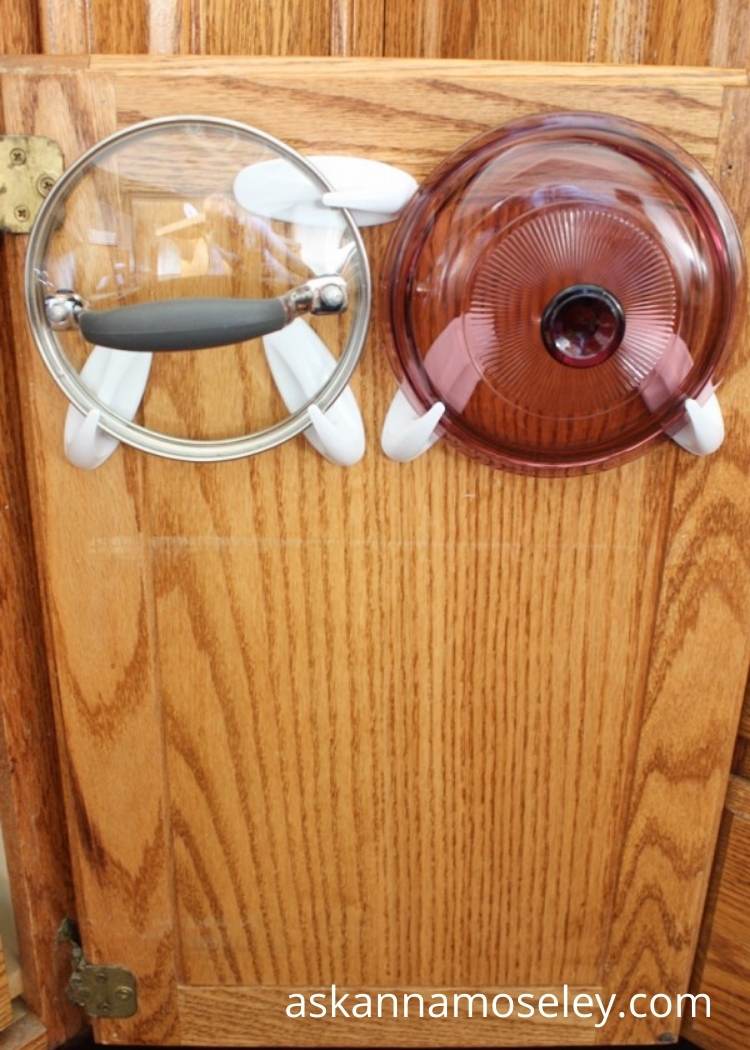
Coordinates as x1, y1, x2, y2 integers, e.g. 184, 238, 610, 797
24, 0, 750, 65
2, 57, 748, 1047
0, 938, 12, 1033
0, 223, 80, 1045
0, 1004, 47, 1050
601, 83, 750, 1046
2, 71, 180, 1045
0, 15, 81, 1046
382, 0, 750, 65
178, 985, 598, 1045
105, 64, 731, 1023
33, 0, 387, 56
385, 0, 598, 63
103, 57, 737, 174
0, 1, 747, 1049
685, 776, 750, 1050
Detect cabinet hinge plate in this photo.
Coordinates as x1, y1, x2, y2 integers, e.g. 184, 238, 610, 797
58, 917, 138, 1019
0, 135, 63, 233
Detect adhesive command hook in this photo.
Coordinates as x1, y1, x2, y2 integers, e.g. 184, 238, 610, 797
235, 154, 416, 465
640, 336, 725, 457
234, 155, 418, 228
381, 319, 473, 462
64, 348, 152, 469
381, 390, 445, 463
671, 392, 725, 455
263, 319, 365, 466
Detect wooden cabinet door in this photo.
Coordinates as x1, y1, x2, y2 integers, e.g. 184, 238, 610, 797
0, 935, 13, 1033
2, 57, 750, 1048
686, 776, 750, 1050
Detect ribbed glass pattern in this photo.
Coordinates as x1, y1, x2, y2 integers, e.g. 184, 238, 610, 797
466, 205, 678, 418
384, 112, 744, 475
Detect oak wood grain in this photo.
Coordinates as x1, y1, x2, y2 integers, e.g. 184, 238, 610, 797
384, 0, 597, 62
179, 985, 599, 1045
1, 0, 40, 54
0, 23, 81, 1045
598, 85, 750, 1045
37, 0, 88, 54
0, 939, 13, 1033
0, 1005, 47, 1050
97, 58, 717, 1002
330, 0, 385, 56
2, 3, 749, 1050
0, 227, 80, 1044
1, 71, 180, 1046
2, 57, 749, 1050
84, 54, 748, 83
685, 777, 750, 1050
382, 0, 750, 65
104, 58, 733, 174
32, 0, 384, 56
194, 0, 329, 55
22, 0, 750, 65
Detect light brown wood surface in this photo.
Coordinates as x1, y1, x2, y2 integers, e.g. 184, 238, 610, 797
0, 5, 747, 1050
0, 14, 81, 1044
0, 220, 79, 1043
4, 71, 181, 1041
685, 777, 750, 1050
713, 104, 750, 1050
17, 0, 750, 64
605, 83, 750, 1045
0, 1004, 47, 1050
0, 938, 12, 1033
178, 985, 598, 1045
2, 57, 749, 1048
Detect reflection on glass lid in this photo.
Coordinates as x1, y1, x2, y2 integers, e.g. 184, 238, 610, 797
384, 112, 744, 475
26, 116, 370, 460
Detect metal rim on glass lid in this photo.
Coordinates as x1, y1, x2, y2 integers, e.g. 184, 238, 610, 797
383, 111, 744, 475
25, 115, 371, 462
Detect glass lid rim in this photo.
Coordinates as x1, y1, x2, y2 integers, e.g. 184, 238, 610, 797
24, 113, 372, 463
381, 108, 744, 472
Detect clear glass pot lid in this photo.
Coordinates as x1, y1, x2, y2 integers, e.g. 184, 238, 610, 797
384, 112, 744, 475
26, 116, 371, 461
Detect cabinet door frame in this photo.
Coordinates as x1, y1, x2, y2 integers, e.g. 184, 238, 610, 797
2, 57, 750, 1049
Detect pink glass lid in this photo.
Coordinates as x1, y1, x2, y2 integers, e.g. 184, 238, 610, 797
384, 112, 745, 474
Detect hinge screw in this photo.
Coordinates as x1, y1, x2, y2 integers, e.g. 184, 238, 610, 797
9, 147, 26, 166
14, 205, 30, 222
37, 173, 55, 196
115, 986, 133, 1001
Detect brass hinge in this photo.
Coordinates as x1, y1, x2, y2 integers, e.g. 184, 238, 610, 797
57, 917, 138, 1019
0, 135, 63, 233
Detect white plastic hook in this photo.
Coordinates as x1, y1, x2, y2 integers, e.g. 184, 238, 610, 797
671, 392, 725, 455
381, 318, 480, 463
263, 318, 365, 467
235, 153, 411, 463
381, 389, 445, 463
64, 348, 153, 469
640, 336, 725, 457
233, 155, 418, 229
